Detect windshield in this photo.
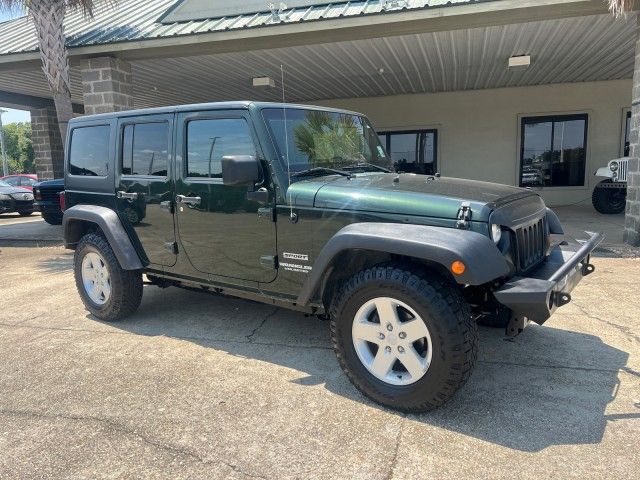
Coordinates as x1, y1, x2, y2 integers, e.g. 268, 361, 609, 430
0, 180, 10, 187
262, 108, 391, 180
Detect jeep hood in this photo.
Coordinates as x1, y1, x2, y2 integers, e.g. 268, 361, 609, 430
286, 173, 539, 222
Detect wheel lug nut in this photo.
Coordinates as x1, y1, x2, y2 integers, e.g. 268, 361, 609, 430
378, 333, 385, 340
386, 323, 393, 332
385, 346, 392, 353
398, 346, 405, 353
399, 332, 406, 339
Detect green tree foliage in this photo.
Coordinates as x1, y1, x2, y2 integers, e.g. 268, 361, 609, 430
2, 122, 35, 174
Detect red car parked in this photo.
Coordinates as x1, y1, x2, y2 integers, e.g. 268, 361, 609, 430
0, 174, 38, 191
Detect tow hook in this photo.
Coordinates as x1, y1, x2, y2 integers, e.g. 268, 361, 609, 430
553, 291, 572, 308
582, 263, 595, 276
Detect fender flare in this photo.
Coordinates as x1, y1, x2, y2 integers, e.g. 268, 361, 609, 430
545, 208, 564, 235
296, 223, 510, 306
63, 205, 143, 270
595, 167, 614, 179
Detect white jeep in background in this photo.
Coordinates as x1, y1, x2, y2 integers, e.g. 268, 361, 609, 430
592, 157, 628, 214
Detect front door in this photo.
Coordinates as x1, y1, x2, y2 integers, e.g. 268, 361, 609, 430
116, 114, 177, 267
175, 110, 277, 283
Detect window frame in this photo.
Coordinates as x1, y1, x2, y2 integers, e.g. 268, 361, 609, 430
67, 124, 112, 178
518, 113, 589, 189
182, 113, 260, 184
377, 128, 439, 174
118, 118, 171, 180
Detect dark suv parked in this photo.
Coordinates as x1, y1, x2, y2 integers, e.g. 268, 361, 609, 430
63, 102, 602, 412
33, 178, 65, 225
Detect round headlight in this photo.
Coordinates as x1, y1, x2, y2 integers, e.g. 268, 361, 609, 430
610, 161, 619, 172
491, 224, 502, 244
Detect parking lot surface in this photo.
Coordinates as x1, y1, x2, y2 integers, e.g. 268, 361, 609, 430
0, 244, 638, 479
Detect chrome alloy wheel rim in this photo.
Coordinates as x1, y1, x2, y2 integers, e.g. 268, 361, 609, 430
352, 297, 432, 386
81, 252, 111, 305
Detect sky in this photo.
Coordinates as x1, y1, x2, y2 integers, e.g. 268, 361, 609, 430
0, 6, 31, 125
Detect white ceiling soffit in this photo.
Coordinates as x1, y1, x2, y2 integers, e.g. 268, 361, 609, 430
0, 14, 634, 109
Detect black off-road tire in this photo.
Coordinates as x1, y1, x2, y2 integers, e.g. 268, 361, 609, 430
42, 212, 63, 225
330, 266, 478, 412
476, 302, 513, 328
592, 180, 626, 214
18, 210, 33, 217
74, 233, 143, 322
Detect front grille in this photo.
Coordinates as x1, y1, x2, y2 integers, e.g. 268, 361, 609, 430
39, 189, 61, 202
514, 218, 547, 272
618, 159, 628, 182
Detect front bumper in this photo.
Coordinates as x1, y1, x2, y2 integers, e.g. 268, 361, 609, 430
0, 199, 34, 213
33, 201, 61, 214
493, 231, 604, 325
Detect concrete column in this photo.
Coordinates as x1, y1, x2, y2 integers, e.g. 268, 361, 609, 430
30, 107, 64, 180
625, 19, 640, 246
80, 57, 134, 115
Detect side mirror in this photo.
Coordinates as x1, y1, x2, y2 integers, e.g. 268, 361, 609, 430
221, 155, 260, 186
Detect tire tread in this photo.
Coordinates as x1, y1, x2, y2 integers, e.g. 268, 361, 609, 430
329, 265, 477, 412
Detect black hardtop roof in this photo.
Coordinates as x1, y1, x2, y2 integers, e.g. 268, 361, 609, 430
69, 101, 365, 124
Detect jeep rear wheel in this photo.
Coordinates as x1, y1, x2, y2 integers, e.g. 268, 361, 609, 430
74, 233, 143, 321
330, 266, 478, 412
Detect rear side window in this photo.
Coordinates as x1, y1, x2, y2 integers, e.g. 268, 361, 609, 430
121, 122, 169, 176
69, 125, 110, 176
21, 177, 37, 186
186, 118, 256, 178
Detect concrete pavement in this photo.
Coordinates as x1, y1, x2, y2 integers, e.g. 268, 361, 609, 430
0, 212, 62, 245
0, 245, 638, 479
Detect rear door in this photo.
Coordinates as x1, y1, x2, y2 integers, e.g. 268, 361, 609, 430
174, 110, 277, 283
115, 114, 177, 267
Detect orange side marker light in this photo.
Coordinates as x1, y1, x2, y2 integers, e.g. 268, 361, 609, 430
451, 261, 466, 276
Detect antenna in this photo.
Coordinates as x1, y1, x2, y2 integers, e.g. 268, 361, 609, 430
280, 64, 294, 220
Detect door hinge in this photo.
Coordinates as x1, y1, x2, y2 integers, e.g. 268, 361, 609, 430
258, 207, 276, 222
164, 242, 178, 254
260, 255, 278, 270
456, 202, 472, 229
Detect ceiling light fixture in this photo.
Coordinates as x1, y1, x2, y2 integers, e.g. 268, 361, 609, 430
508, 55, 531, 70
252, 76, 276, 88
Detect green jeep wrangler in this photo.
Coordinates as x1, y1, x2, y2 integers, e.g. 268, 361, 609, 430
63, 102, 602, 412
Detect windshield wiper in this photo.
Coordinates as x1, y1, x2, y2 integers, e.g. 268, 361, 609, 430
291, 167, 352, 179
342, 162, 391, 173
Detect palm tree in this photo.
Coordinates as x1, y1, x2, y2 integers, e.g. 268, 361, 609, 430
0, 1, 101, 141
608, 0, 635, 16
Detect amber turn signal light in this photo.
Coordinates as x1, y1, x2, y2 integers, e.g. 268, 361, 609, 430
451, 261, 466, 276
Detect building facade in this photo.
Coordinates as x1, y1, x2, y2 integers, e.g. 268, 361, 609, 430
0, 0, 638, 242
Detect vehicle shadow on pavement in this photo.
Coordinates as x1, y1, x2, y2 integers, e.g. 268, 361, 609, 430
104, 284, 630, 453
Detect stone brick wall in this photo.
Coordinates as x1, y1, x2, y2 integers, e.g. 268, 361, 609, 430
30, 107, 64, 180
624, 20, 640, 246
81, 57, 134, 115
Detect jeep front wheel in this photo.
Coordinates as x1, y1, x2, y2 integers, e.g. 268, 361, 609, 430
330, 266, 478, 412
592, 180, 626, 214
74, 233, 143, 321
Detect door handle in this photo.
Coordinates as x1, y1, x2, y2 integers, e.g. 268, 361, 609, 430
176, 194, 201, 206
117, 191, 139, 200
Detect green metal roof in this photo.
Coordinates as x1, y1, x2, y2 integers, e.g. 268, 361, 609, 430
0, 0, 494, 56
